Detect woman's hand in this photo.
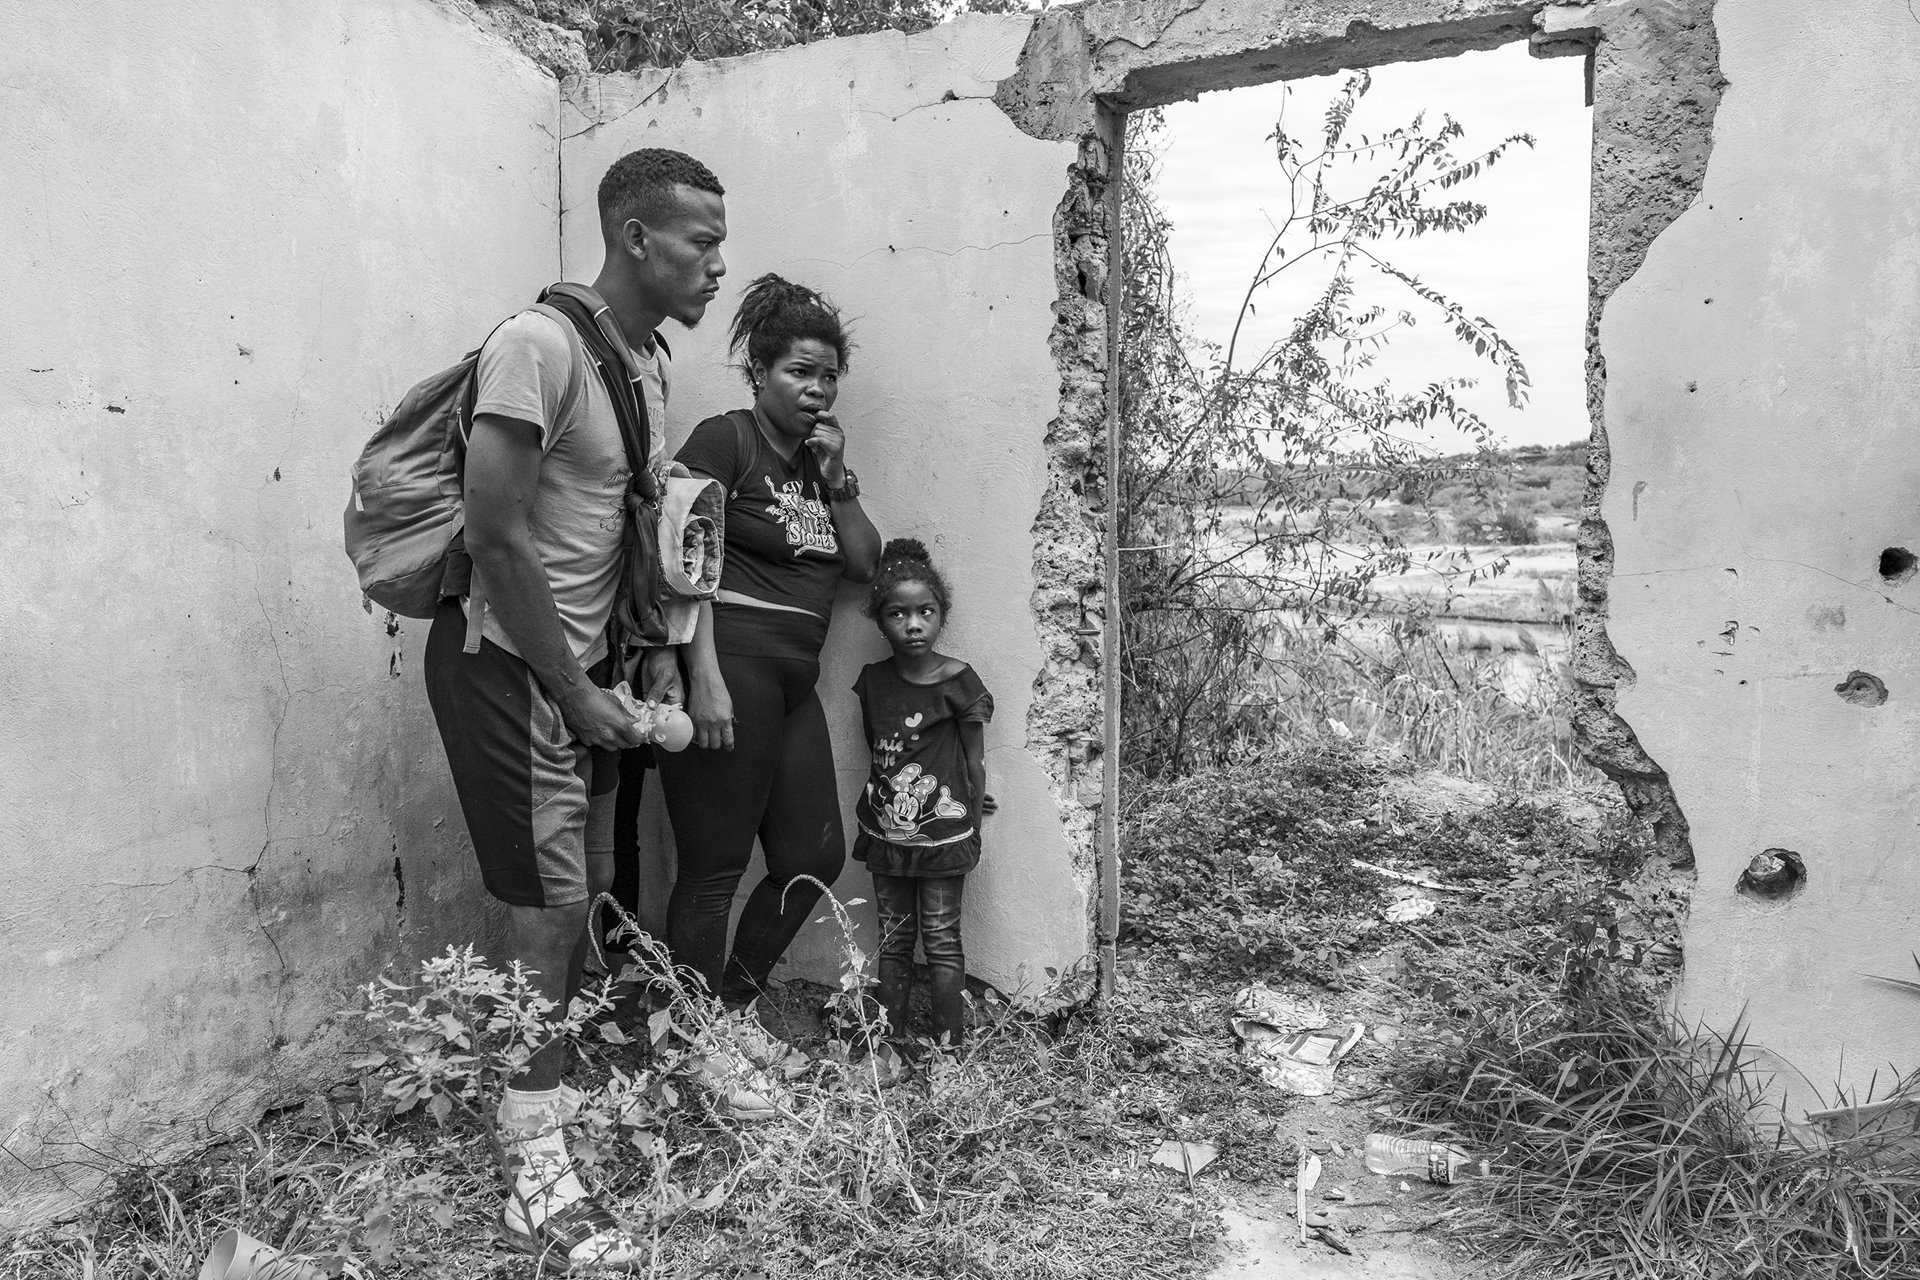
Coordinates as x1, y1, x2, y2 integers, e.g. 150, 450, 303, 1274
806, 409, 848, 488
688, 671, 735, 751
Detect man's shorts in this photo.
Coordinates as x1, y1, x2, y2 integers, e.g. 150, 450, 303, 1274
424, 600, 618, 908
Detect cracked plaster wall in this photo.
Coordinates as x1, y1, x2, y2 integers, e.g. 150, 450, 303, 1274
1025, 0, 1915, 1100
0, 0, 559, 1225
558, 16, 1097, 993
1600, 0, 1920, 1102
11, 0, 1908, 1227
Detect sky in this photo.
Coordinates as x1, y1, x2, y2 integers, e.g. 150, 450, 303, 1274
1153, 43, 1593, 450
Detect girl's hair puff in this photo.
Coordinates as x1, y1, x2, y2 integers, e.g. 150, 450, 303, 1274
728, 273, 852, 386
865, 538, 951, 618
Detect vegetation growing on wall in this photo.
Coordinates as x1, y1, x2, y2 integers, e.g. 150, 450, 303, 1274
569, 0, 1023, 69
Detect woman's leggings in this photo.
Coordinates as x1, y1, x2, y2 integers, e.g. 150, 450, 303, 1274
654, 646, 846, 1002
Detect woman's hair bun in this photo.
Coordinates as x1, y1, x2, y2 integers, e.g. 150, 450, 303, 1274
729, 273, 851, 386
880, 537, 932, 565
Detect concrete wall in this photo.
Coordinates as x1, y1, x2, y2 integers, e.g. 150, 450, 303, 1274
13, 0, 1914, 1229
560, 16, 1091, 993
0, 0, 558, 1223
1602, 0, 1920, 1098
1013, 0, 1920, 1102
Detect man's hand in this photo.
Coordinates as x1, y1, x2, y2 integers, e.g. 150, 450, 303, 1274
641, 647, 683, 706
557, 684, 647, 752
980, 793, 998, 818
689, 672, 735, 751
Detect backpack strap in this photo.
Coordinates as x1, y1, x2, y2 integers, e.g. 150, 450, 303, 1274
537, 283, 665, 666
460, 304, 589, 655
537, 285, 652, 488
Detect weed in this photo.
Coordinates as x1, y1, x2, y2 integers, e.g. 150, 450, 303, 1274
4, 897, 1222, 1280
1395, 967, 1920, 1280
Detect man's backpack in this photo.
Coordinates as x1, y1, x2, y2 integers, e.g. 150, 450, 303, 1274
341, 300, 583, 622
343, 287, 684, 661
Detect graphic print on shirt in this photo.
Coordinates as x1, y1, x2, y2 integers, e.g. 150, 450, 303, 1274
873, 762, 969, 842
763, 477, 838, 557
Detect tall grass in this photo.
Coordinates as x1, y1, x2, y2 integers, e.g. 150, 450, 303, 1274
1396, 971, 1920, 1280
1143, 613, 1598, 791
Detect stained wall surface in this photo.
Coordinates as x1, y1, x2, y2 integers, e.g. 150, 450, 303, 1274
0, 0, 559, 1223
1602, 0, 1920, 1097
560, 16, 1091, 992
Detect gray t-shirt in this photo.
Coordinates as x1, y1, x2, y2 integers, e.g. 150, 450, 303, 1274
470, 309, 669, 665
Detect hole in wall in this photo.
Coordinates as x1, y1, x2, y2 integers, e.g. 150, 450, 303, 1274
1879, 547, 1916, 583
1834, 671, 1888, 706
1736, 848, 1805, 901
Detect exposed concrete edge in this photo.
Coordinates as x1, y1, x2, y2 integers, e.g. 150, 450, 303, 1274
446, 0, 593, 77
1573, 0, 1724, 867
992, 20, 1114, 961
1090, 8, 1547, 108
997, 0, 1709, 873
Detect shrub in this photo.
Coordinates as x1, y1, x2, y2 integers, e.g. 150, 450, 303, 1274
1493, 507, 1539, 544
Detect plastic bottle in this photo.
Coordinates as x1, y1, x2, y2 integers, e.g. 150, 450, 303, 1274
1363, 1133, 1490, 1185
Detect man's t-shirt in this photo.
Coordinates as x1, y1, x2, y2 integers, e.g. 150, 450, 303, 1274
674, 410, 845, 617
470, 309, 670, 665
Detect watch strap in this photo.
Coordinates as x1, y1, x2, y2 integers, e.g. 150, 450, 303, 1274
825, 469, 861, 502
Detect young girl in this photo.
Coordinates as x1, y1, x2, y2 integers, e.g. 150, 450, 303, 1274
853, 539, 996, 1046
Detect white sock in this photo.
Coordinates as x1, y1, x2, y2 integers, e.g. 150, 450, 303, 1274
497, 1087, 587, 1217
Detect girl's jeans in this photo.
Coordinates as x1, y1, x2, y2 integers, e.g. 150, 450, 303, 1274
871, 873, 966, 1044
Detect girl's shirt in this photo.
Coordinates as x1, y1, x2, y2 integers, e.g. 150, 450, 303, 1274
853, 660, 994, 877
674, 409, 846, 618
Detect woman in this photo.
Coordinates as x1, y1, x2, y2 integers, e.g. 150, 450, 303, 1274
658, 274, 881, 1018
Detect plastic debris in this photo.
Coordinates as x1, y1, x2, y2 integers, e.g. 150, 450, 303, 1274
1149, 1138, 1217, 1179
1297, 1151, 1322, 1242
1383, 891, 1437, 923
1352, 859, 1470, 893
1231, 986, 1364, 1094
1364, 1132, 1491, 1184
199, 1230, 331, 1280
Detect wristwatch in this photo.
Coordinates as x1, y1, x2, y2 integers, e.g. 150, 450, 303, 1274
824, 469, 861, 502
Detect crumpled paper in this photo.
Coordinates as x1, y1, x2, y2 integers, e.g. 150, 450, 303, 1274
1230, 984, 1365, 1095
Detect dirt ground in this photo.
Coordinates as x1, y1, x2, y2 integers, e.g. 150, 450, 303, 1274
1205, 1091, 1474, 1280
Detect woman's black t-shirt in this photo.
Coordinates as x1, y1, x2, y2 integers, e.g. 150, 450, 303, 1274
674, 410, 846, 618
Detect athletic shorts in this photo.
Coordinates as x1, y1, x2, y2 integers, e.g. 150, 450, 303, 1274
423, 600, 619, 908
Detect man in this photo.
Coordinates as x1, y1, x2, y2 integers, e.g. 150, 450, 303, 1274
422, 148, 726, 1269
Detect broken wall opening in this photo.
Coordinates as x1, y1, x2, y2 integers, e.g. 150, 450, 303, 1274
1021, 0, 1920, 1113
1123, 42, 1596, 791
995, 0, 1716, 1002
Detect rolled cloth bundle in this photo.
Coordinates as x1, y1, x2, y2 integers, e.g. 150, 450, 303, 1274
655, 474, 726, 643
